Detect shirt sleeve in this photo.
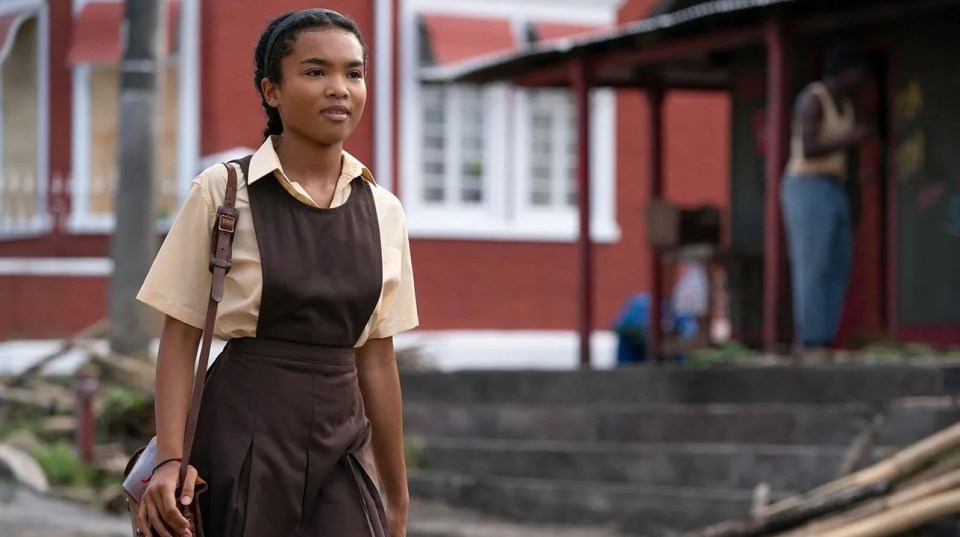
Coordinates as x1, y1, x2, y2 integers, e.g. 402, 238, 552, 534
369, 207, 419, 339
136, 176, 215, 329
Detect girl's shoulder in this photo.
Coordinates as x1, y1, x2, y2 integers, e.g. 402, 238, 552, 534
191, 159, 252, 208
367, 181, 406, 225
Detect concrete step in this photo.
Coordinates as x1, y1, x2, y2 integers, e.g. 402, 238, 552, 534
404, 399, 960, 446
408, 498, 619, 537
408, 469, 759, 536
417, 438, 865, 492
410, 471, 960, 537
401, 365, 960, 405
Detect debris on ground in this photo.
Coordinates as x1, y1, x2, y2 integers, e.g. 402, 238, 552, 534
689, 421, 960, 537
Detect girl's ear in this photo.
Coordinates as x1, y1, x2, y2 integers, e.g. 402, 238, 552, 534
261, 77, 281, 108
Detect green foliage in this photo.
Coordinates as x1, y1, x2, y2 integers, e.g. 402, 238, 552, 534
99, 386, 149, 423
0, 419, 44, 440
97, 385, 153, 441
31, 441, 94, 487
687, 341, 756, 368
852, 341, 960, 364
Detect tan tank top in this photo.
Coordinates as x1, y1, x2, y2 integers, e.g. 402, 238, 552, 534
786, 82, 855, 179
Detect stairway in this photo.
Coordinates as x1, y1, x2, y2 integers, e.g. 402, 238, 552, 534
401, 364, 960, 536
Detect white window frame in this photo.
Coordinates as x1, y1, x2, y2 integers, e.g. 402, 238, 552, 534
513, 87, 619, 241
406, 82, 509, 232
0, 0, 51, 239
68, 0, 200, 234
400, 0, 623, 243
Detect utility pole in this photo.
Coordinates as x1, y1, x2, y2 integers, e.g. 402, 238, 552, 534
108, 0, 165, 355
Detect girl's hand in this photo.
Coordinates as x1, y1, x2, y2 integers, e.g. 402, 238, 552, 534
136, 463, 199, 537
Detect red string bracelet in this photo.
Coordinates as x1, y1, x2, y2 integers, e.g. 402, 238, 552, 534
140, 457, 183, 483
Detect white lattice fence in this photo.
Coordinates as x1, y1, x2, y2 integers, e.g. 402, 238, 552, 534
0, 169, 51, 237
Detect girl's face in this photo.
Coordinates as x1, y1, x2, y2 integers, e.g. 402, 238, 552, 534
262, 28, 367, 146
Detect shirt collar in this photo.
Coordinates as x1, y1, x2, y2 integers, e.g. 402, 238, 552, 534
247, 136, 376, 185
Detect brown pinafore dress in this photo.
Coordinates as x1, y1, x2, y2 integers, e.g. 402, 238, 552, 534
191, 157, 389, 536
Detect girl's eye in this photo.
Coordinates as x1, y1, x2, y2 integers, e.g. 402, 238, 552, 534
307, 69, 325, 77
348, 71, 364, 80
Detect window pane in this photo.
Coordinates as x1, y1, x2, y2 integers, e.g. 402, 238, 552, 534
425, 135, 445, 150
531, 189, 551, 206
462, 135, 482, 151
89, 66, 119, 214
424, 169, 445, 202
565, 92, 578, 207
533, 140, 552, 155
533, 113, 552, 130
458, 86, 485, 205
424, 186, 445, 202
530, 165, 551, 206
529, 90, 563, 207
422, 84, 448, 204
461, 170, 483, 203
1, 17, 39, 224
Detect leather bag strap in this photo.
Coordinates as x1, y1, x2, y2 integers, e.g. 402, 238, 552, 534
178, 161, 239, 487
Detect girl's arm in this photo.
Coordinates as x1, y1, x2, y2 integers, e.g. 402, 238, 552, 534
356, 336, 409, 534
138, 315, 203, 536
154, 315, 203, 463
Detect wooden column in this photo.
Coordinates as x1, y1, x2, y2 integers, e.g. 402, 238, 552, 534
571, 59, 594, 368
763, 20, 789, 352
646, 88, 665, 362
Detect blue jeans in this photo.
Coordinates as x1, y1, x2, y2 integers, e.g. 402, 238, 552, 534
780, 174, 852, 347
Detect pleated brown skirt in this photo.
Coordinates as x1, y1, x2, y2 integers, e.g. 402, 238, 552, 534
191, 337, 388, 537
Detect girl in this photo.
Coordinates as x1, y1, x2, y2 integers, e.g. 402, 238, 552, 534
135, 9, 417, 537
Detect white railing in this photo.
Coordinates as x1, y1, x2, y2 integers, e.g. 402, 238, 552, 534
0, 166, 184, 237
0, 169, 52, 238
69, 169, 181, 233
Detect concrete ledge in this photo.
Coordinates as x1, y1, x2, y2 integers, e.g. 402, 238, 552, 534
409, 469, 759, 536
417, 438, 859, 492
404, 400, 960, 446
401, 364, 960, 405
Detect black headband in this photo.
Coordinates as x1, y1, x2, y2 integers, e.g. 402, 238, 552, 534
263, 8, 341, 74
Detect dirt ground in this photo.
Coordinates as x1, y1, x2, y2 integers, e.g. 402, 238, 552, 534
0, 481, 618, 537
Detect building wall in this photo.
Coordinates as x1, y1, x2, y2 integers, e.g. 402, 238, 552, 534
0, 0, 733, 340
0, 274, 107, 339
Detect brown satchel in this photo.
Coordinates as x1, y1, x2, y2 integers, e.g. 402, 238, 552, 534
122, 161, 241, 537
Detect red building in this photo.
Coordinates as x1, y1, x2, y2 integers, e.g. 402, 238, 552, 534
427, 0, 960, 352
0, 0, 728, 367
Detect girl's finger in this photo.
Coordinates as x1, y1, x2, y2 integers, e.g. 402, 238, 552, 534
147, 500, 176, 537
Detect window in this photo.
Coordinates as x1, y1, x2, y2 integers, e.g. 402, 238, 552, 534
83, 65, 180, 219
399, 0, 621, 242
68, 0, 184, 232
0, 5, 49, 238
420, 84, 489, 207
528, 89, 577, 209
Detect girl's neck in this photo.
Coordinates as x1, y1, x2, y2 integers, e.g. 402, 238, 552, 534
275, 133, 343, 187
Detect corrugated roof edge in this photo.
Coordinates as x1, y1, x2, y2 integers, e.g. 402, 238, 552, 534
420, 0, 798, 83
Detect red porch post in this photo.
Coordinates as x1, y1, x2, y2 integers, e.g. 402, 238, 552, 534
763, 20, 789, 352
572, 59, 594, 368
49, 0, 74, 236
646, 88, 665, 362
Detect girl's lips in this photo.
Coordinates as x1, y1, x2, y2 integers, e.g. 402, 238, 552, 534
322, 110, 350, 122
